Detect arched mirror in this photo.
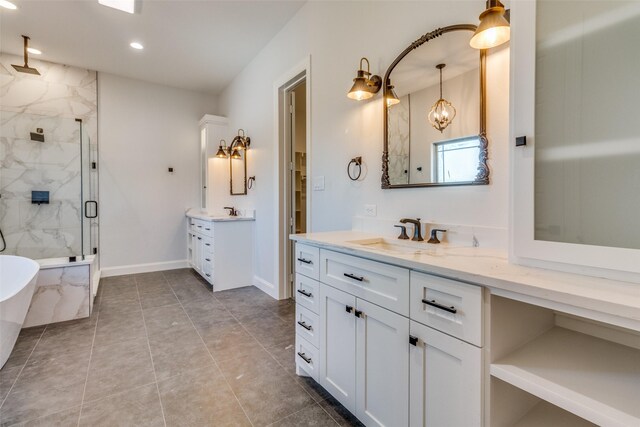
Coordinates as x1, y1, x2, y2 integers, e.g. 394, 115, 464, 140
382, 24, 489, 188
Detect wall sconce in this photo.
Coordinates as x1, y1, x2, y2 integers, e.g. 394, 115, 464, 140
216, 139, 229, 158
231, 129, 250, 150
347, 57, 382, 101
385, 83, 400, 107
470, 0, 510, 49
427, 64, 457, 133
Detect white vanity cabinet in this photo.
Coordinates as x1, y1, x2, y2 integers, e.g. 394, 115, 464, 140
187, 212, 254, 291
296, 243, 483, 427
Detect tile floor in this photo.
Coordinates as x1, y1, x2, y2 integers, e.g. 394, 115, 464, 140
0, 269, 362, 426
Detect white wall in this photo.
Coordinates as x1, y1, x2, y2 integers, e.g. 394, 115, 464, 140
218, 1, 510, 296
98, 73, 218, 274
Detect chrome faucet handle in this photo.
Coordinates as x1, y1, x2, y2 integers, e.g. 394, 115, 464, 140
428, 229, 447, 244
394, 225, 409, 240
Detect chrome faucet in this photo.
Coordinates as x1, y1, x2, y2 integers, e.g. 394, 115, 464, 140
399, 218, 423, 241
223, 206, 238, 216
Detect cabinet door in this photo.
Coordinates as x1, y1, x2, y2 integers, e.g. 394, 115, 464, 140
356, 299, 409, 427
319, 284, 357, 413
409, 321, 481, 427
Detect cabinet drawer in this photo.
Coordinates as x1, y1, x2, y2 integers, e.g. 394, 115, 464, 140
200, 222, 213, 238
295, 304, 320, 348
295, 334, 319, 382
320, 250, 410, 316
202, 262, 213, 284
295, 274, 319, 314
410, 271, 483, 347
202, 237, 213, 253
295, 243, 320, 280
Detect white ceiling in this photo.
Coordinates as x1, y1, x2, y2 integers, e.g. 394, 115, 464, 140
0, 0, 306, 94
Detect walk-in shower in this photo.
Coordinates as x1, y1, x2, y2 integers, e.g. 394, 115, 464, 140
0, 112, 98, 260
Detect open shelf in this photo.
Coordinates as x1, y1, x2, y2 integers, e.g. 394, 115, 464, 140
491, 327, 640, 426
514, 401, 596, 427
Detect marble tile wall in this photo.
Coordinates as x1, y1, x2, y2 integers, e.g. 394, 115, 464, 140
23, 263, 91, 328
0, 54, 98, 259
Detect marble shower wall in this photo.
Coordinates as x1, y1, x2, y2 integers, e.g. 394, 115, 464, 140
0, 54, 98, 259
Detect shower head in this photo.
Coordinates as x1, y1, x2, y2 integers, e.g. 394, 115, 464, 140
11, 35, 40, 75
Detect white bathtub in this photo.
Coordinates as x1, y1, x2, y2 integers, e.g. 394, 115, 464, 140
0, 255, 40, 368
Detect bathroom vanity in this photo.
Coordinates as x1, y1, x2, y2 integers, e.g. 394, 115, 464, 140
291, 231, 640, 427
186, 210, 254, 290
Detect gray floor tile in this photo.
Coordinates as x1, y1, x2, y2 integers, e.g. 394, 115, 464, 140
318, 396, 364, 427
0, 327, 45, 371
242, 316, 294, 348
135, 272, 167, 284
265, 341, 296, 376
148, 330, 214, 381
170, 281, 212, 303
158, 365, 250, 426
0, 365, 23, 403
140, 291, 179, 310
270, 403, 338, 426
225, 367, 315, 426
296, 376, 333, 404
94, 310, 146, 348
13, 406, 81, 427
83, 338, 155, 402
142, 304, 193, 338
198, 322, 259, 362
137, 281, 173, 295
98, 295, 141, 315
79, 384, 164, 426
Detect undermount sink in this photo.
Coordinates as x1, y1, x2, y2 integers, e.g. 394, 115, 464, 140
346, 237, 436, 254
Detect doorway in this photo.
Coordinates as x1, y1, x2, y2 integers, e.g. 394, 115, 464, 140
284, 79, 307, 298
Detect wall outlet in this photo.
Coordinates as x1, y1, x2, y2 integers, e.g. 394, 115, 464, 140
364, 204, 377, 217
313, 176, 325, 191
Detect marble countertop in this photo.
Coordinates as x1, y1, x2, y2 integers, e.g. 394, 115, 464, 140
186, 209, 255, 222
291, 231, 640, 328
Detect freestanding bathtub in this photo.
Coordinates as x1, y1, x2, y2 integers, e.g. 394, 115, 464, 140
0, 255, 40, 368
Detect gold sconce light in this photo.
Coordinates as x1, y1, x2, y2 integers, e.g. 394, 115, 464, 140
216, 130, 251, 159
470, 0, 510, 49
385, 83, 400, 107
216, 140, 229, 158
427, 64, 456, 133
347, 57, 382, 101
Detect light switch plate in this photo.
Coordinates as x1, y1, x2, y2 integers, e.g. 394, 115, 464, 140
313, 176, 325, 191
364, 204, 377, 217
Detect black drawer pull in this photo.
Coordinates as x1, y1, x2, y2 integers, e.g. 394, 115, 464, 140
297, 321, 312, 331
409, 335, 418, 346
345, 305, 353, 313
422, 299, 457, 314
205, 228, 210, 231
205, 273, 211, 277
297, 289, 312, 298
205, 258, 211, 262
354, 310, 364, 318
197, 237, 202, 240
344, 273, 364, 282
297, 258, 312, 265
205, 243, 211, 246
197, 225, 202, 228
297, 352, 312, 364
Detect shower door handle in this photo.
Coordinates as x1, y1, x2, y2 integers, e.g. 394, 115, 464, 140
84, 201, 98, 219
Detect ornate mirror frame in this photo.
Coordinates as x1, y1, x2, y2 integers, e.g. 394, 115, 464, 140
382, 24, 489, 189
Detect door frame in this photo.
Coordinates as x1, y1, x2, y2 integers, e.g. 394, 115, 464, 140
274, 56, 312, 300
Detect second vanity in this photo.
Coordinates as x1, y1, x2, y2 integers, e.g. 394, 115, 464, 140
290, 231, 640, 427
186, 209, 254, 290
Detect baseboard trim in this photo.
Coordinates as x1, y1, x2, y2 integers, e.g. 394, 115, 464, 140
101, 260, 190, 277
253, 275, 278, 299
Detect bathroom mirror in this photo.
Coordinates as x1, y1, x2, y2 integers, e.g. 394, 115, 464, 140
229, 150, 247, 195
382, 24, 489, 188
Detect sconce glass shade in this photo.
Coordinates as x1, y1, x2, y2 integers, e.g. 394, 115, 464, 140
348, 74, 375, 101
470, 2, 510, 49
230, 148, 242, 159
428, 99, 457, 132
232, 136, 246, 150
216, 139, 228, 158
386, 85, 400, 107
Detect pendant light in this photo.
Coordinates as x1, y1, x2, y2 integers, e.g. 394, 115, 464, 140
216, 140, 228, 158
347, 57, 382, 101
470, 0, 510, 49
386, 84, 400, 107
427, 64, 456, 133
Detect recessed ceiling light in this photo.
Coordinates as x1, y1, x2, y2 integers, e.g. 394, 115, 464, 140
27, 47, 42, 55
98, 0, 134, 14
130, 42, 143, 50
0, 0, 18, 10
